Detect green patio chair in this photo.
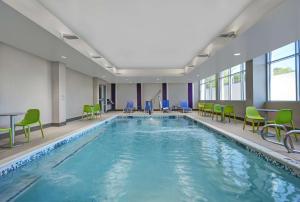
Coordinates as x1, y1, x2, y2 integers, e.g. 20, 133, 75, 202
198, 102, 205, 116
243, 106, 264, 133
268, 109, 295, 141
224, 105, 236, 123
212, 104, 223, 121
82, 105, 94, 120
203, 103, 214, 117
16, 109, 45, 142
93, 103, 101, 118
0, 128, 12, 147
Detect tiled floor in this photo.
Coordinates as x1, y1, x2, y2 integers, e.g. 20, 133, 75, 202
0, 111, 299, 167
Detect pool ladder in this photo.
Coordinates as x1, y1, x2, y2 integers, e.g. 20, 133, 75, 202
260, 124, 300, 153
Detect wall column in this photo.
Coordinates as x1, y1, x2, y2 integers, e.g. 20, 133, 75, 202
51, 62, 66, 126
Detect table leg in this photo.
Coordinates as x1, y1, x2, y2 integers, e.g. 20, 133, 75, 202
10, 115, 15, 145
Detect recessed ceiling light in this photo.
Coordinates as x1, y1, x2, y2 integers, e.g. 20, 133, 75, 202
234, 53, 241, 56
156, 78, 160, 81
61, 56, 67, 59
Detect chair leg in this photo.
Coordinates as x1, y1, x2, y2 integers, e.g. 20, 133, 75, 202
26, 126, 31, 142
243, 117, 246, 130
291, 121, 297, 141
256, 122, 260, 132
39, 121, 45, 138
23, 126, 27, 138
252, 120, 255, 133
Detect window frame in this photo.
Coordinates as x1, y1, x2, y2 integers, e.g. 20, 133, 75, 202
199, 75, 216, 100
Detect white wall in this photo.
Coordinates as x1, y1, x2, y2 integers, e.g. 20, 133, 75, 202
0, 42, 52, 127
142, 83, 162, 109
66, 68, 93, 119
168, 83, 188, 107
116, 84, 136, 110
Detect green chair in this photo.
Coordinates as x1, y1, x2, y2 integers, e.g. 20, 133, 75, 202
224, 105, 236, 123
0, 128, 12, 147
93, 103, 101, 118
198, 102, 205, 116
203, 103, 214, 117
243, 106, 264, 133
16, 109, 45, 142
82, 105, 94, 120
212, 104, 223, 121
268, 109, 295, 141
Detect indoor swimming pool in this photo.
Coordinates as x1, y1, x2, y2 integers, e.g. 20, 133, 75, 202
0, 116, 299, 202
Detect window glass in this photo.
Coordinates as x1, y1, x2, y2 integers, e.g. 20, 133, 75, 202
271, 42, 295, 61
269, 57, 296, 101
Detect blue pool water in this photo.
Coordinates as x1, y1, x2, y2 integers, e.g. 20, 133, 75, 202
0, 116, 300, 202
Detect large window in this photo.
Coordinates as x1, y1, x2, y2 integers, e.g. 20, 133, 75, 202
219, 63, 246, 100
267, 42, 299, 101
200, 75, 216, 100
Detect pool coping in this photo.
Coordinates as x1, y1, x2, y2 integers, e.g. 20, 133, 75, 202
0, 114, 300, 177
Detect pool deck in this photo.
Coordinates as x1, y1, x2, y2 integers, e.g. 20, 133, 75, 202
1, 111, 300, 174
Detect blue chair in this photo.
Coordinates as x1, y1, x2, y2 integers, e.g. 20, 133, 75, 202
144, 101, 153, 114
180, 101, 192, 113
124, 101, 134, 113
162, 100, 170, 112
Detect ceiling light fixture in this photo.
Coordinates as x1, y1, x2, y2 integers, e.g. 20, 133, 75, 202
61, 33, 79, 40
234, 53, 241, 56
106, 66, 113, 69
61, 56, 67, 59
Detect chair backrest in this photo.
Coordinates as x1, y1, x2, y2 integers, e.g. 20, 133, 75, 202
180, 101, 188, 108
214, 104, 221, 112
246, 106, 260, 117
83, 105, 93, 113
162, 100, 169, 108
198, 102, 205, 109
274, 109, 293, 124
127, 101, 134, 108
204, 103, 213, 109
224, 105, 234, 113
94, 104, 101, 112
23, 109, 40, 124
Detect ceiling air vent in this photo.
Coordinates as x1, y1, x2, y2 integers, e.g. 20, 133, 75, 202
62, 33, 79, 40
91, 55, 103, 59
197, 54, 210, 58
218, 31, 237, 38
106, 66, 113, 69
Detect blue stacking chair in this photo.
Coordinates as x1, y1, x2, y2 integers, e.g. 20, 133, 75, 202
180, 101, 192, 113
162, 100, 170, 112
124, 101, 134, 113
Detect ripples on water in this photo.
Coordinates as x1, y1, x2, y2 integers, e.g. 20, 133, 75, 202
0, 117, 299, 202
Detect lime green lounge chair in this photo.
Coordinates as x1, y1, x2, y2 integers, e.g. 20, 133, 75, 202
224, 105, 236, 123
268, 109, 295, 141
198, 102, 205, 116
93, 104, 101, 118
82, 105, 94, 119
203, 103, 214, 117
243, 106, 264, 133
212, 104, 223, 121
16, 109, 45, 142
0, 128, 12, 147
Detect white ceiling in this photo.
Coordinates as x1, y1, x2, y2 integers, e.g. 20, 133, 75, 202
1, 0, 285, 82
38, 0, 253, 69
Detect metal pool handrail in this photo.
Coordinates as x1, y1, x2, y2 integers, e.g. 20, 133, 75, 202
260, 124, 287, 146
284, 130, 300, 153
